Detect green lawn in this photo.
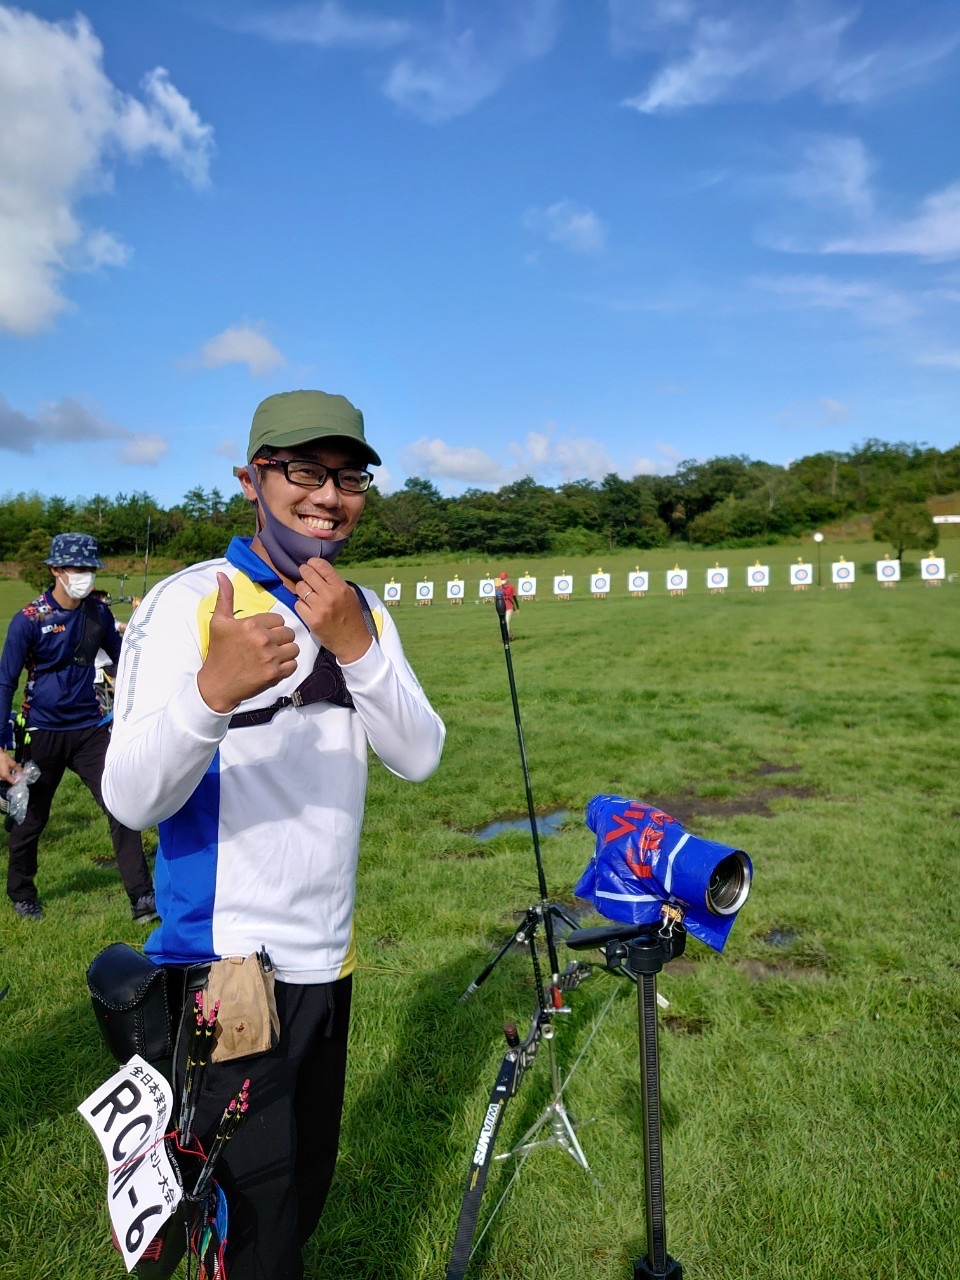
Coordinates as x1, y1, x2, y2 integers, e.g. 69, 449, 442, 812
0, 559, 958, 1279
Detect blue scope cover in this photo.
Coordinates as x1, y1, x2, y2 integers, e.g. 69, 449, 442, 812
573, 794, 752, 952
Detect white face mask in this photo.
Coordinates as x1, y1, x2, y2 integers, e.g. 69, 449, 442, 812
59, 571, 95, 600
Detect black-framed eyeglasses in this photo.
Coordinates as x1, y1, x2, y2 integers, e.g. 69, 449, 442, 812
252, 457, 373, 493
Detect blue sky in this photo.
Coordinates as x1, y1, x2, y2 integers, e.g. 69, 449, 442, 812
1, 0, 958, 507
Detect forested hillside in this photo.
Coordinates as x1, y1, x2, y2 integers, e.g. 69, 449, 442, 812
2, 439, 957, 567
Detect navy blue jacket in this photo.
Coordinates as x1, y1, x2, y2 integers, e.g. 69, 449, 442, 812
0, 590, 122, 737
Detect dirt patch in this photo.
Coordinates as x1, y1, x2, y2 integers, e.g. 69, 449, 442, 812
663, 1013, 707, 1035
430, 845, 494, 861
653, 763, 815, 820
652, 783, 816, 823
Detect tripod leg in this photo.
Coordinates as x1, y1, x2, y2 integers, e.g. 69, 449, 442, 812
460, 911, 538, 1002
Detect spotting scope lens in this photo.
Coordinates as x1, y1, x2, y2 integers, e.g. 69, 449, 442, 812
706, 852, 751, 916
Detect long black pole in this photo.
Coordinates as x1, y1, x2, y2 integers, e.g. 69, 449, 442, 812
494, 590, 559, 978
629, 934, 683, 1280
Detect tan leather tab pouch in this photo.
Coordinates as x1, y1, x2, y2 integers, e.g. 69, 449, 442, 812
206, 953, 280, 1063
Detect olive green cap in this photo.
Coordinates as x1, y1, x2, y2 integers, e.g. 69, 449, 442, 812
247, 390, 381, 466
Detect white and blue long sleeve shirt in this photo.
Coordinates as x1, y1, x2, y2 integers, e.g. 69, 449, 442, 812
103, 538, 445, 984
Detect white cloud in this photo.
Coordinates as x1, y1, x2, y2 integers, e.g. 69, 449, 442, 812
0, 394, 171, 465
819, 397, 851, 421
195, 325, 287, 376
824, 184, 960, 261
540, 433, 614, 479
763, 137, 960, 263
117, 433, 170, 466
631, 443, 685, 475
775, 397, 856, 431
620, 3, 959, 114
113, 67, 215, 189
382, 0, 561, 123
624, 10, 854, 113
752, 273, 919, 326
236, 0, 560, 124
402, 422, 633, 488
915, 349, 960, 370
0, 6, 214, 335
524, 200, 607, 254
402, 437, 506, 485
233, 2, 411, 49
783, 135, 875, 219
82, 230, 133, 270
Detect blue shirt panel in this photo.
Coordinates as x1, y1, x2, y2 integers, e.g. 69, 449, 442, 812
145, 753, 222, 966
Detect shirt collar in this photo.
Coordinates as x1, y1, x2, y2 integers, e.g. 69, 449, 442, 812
224, 536, 298, 610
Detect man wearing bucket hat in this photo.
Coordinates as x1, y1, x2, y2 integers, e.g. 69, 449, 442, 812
0, 533, 156, 922
103, 391, 445, 1280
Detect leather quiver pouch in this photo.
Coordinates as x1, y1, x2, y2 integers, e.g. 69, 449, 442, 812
87, 942, 174, 1065
205, 953, 279, 1062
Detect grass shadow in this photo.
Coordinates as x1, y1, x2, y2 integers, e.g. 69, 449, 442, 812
306, 951, 524, 1280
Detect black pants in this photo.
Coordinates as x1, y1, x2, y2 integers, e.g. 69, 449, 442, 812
175, 971, 352, 1280
7, 723, 152, 905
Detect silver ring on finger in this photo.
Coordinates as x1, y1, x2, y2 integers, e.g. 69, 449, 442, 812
302, 588, 315, 602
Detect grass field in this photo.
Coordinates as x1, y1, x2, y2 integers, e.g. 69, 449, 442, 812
0, 554, 958, 1280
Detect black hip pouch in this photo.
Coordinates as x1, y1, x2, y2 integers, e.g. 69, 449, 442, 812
86, 942, 175, 1066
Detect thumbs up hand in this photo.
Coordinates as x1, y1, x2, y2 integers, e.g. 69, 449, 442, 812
197, 572, 300, 713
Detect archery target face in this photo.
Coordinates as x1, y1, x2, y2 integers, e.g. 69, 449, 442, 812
590, 574, 609, 592
708, 568, 729, 589
417, 581, 434, 600
790, 563, 812, 585
921, 558, 945, 579
747, 566, 769, 587
519, 577, 536, 595
478, 578, 496, 597
628, 571, 648, 592
384, 582, 401, 600
666, 569, 687, 591
446, 580, 463, 598
876, 560, 900, 581
832, 562, 854, 583
553, 575, 573, 594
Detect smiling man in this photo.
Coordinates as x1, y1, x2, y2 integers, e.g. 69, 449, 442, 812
102, 390, 445, 1280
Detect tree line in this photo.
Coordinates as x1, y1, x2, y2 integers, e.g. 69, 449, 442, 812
2, 439, 956, 572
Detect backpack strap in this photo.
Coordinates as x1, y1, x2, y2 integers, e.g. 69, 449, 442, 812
228, 583, 378, 730
72, 597, 107, 666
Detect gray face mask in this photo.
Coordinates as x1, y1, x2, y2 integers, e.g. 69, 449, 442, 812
247, 466, 348, 581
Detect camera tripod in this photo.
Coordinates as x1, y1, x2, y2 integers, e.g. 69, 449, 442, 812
567, 918, 687, 1279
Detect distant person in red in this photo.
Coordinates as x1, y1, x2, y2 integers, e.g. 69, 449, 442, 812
498, 572, 518, 637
